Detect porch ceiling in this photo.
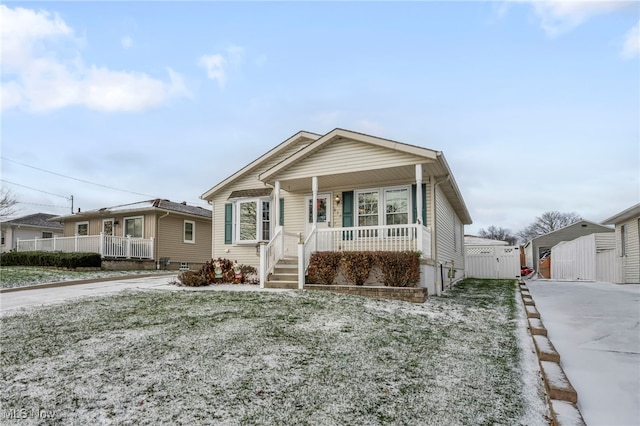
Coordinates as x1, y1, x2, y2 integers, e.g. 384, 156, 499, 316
274, 162, 447, 193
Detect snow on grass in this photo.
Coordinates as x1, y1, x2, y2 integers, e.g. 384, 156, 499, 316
0, 267, 171, 289
0, 279, 548, 425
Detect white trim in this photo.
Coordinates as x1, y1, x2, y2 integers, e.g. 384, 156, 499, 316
184, 220, 196, 244
234, 198, 272, 244
123, 215, 144, 238
102, 218, 115, 236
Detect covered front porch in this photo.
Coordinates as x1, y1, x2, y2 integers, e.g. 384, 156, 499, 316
258, 162, 434, 290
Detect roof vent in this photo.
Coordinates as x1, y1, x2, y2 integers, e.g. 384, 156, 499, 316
181, 201, 187, 205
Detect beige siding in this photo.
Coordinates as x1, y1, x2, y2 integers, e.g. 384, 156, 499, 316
276, 138, 426, 180
617, 216, 640, 283
156, 214, 212, 265
435, 185, 464, 271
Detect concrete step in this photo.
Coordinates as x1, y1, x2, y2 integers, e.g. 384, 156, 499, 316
269, 273, 298, 281
525, 304, 540, 319
264, 280, 298, 289
540, 361, 578, 403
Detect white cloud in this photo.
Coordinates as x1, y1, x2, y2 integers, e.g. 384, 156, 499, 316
198, 45, 245, 88
198, 54, 227, 88
0, 5, 190, 113
621, 20, 639, 59
526, 1, 631, 37
121, 35, 133, 50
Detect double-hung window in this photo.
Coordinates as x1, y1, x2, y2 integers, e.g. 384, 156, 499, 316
184, 221, 195, 243
355, 186, 410, 237
124, 216, 143, 238
76, 222, 89, 236
236, 199, 271, 243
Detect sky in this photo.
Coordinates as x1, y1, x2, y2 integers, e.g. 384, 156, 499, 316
1, 1, 639, 237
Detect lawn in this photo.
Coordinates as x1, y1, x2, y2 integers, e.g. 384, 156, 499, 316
0, 267, 172, 289
0, 279, 548, 425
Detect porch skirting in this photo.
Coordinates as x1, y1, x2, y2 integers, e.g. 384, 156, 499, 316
304, 284, 427, 303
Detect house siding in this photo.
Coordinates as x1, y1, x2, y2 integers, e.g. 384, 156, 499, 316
616, 217, 640, 283
1, 227, 63, 252
275, 138, 426, 180
63, 214, 157, 238
435, 185, 464, 276
156, 214, 211, 266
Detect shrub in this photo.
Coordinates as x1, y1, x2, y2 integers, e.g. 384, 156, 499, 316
341, 252, 375, 286
377, 251, 421, 287
0, 251, 101, 268
177, 270, 209, 287
306, 252, 342, 285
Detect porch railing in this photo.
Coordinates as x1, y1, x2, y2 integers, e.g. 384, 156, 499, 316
260, 226, 300, 288
16, 233, 154, 260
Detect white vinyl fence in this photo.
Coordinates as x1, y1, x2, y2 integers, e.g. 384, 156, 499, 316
17, 233, 154, 259
551, 233, 622, 283
465, 246, 521, 279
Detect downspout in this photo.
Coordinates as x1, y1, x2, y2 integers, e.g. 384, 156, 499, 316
157, 211, 170, 269
433, 172, 451, 295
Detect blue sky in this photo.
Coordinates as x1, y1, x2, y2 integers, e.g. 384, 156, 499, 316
1, 1, 638, 236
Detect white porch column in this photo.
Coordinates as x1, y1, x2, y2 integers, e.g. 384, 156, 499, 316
312, 176, 318, 227
274, 180, 281, 229
415, 164, 423, 225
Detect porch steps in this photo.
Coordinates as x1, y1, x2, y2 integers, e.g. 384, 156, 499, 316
264, 258, 299, 290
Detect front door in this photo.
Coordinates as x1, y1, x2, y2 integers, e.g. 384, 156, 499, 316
103, 219, 114, 236
305, 193, 332, 236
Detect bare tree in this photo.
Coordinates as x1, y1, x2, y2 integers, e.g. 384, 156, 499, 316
517, 211, 582, 242
477, 226, 518, 245
0, 188, 18, 220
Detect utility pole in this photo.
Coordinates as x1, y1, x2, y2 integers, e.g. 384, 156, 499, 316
70, 195, 74, 214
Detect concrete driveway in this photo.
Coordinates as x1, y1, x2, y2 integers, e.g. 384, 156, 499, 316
526, 279, 640, 426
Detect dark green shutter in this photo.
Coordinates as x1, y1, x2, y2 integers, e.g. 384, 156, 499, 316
224, 203, 233, 244
411, 184, 427, 225
342, 191, 354, 240
279, 198, 284, 226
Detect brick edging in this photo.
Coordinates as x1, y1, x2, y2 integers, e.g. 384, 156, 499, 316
0, 272, 177, 293
519, 280, 587, 426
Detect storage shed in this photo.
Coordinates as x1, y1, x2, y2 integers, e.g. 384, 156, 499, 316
602, 203, 640, 284
523, 220, 614, 273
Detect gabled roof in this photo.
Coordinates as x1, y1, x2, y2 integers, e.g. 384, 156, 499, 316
529, 220, 613, 243
200, 130, 321, 200
51, 199, 212, 221
1, 213, 64, 229
601, 203, 640, 225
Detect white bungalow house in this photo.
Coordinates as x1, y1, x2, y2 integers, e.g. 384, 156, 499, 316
201, 128, 472, 295
602, 203, 640, 284
1, 213, 63, 253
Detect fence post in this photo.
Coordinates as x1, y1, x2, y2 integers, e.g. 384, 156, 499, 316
416, 224, 423, 257
53, 235, 57, 251
150, 237, 154, 260
75, 234, 79, 252
298, 240, 305, 290
126, 235, 131, 259
99, 232, 105, 258
35, 238, 39, 251
259, 242, 266, 289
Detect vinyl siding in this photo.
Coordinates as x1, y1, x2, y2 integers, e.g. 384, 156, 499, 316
156, 214, 212, 265
616, 216, 640, 283
435, 185, 464, 271
276, 138, 427, 180
63, 214, 157, 238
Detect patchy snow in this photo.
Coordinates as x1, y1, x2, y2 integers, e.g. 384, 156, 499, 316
0, 279, 549, 424
533, 335, 555, 354
541, 360, 571, 388
527, 279, 640, 426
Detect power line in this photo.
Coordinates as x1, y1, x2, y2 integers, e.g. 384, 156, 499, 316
1, 179, 71, 199
17, 202, 69, 209
1, 156, 157, 198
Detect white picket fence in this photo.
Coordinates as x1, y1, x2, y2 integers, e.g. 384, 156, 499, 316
465, 245, 521, 279
16, 233, 154, 259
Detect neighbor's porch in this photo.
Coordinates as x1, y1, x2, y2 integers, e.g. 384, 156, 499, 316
16, 233, 155, 260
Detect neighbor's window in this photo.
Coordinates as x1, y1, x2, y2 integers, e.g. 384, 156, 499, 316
42, 232, 53, 239
621, 224, 627, 256
184, 220, 195, 243
124, 216, 143, 238
76, 222, 89, 236
236, 199, 271, 243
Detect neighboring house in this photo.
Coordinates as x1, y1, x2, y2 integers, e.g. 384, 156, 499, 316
41, 199, 212, 270
0, 213, 64, 253
464, 235, 509, 246
551, 233, 621, 283
523, 220, 614, 273
201, 128, 472, 295
602, 203, 640, 284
